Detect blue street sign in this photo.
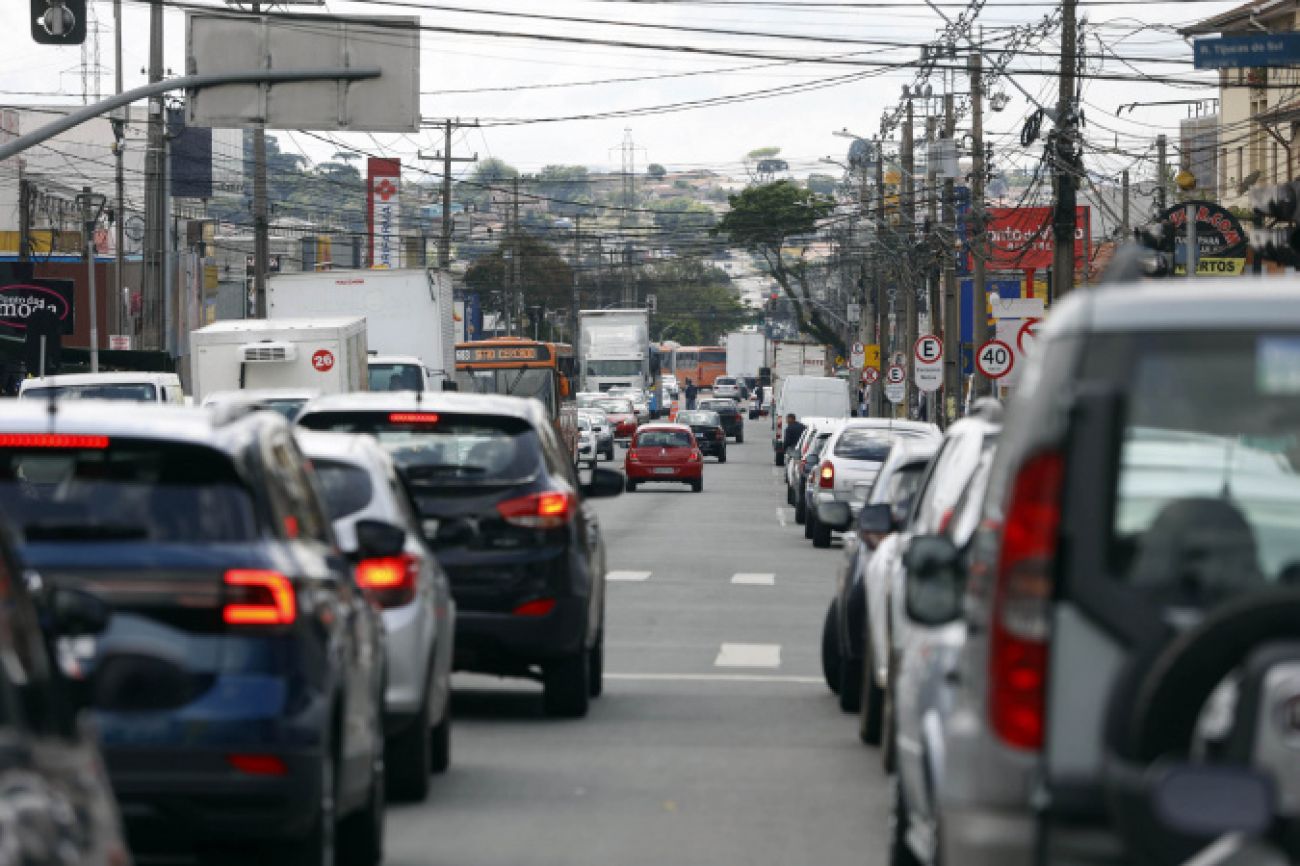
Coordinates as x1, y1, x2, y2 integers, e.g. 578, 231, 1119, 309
1194, 33, 1300, 69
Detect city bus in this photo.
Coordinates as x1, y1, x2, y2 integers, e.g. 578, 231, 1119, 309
453, 337, 579, 461
673, 346, 727, 389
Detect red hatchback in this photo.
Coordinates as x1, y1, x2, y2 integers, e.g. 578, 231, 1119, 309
596, 398, 639, 441
623, 424, 704, 493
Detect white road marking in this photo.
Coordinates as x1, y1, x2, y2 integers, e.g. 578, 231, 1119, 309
606, 672, 818, 684
714, 643, 782, 669
731, 572, 775, 586
775, 507, 788, 527
607, 570, 652, 582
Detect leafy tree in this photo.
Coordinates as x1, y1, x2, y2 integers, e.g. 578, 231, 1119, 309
647, 163, 667, 179
639, 258, 750, 345
464, 232, 574, 315
650, 197, 716, 243
806, 173, 838, 196
746, 147, 781, 161
536, 165, 593, 216
715, 180, 841, 352
459, 158, 519, 207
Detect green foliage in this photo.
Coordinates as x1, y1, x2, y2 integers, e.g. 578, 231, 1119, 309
647, 163, 667, 179
715, 181, 835, 250
464, 232, 574, 312
639, 258, 751, 345
536, 165, 593, 216
746, 146, 781, 161
805, 173, 839, 196
650, 197, 717, 242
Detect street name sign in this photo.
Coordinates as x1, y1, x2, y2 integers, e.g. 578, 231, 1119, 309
1194, 33, 1300, 69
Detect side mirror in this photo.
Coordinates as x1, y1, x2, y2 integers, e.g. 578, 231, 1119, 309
355, 519, 407, 559
50, 587, 111, 637
857, 503, 894, 535
817, 501, 853, 532
582, 468, 625, 499
903, 534, 964, 625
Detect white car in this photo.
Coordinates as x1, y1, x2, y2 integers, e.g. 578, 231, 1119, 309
201, 388, 319, 421
577, 415, 598, 467
19, 372, 186, 404
712, 376, 741, 399
607, 387, 650, 422
578, 408, 616, 460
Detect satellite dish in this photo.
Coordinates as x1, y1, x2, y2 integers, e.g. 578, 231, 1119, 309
847, 138, 872, 169
1237, 170, 1262, 195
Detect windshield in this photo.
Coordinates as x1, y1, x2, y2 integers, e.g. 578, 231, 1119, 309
833, 430, 895, 462
0, 440, 257, 542
312, 459, 375, 520
586, 360, 642, 377
299, 411, 544, 486
22, 383, 158, 402
369, 363, 425, 392
699, 400, 736, 412
454, 368, 556, 416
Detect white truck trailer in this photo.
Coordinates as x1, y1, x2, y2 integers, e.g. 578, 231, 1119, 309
267, 269, 454, 391
724, 330, 766, 380
189, 317, 368, 403
578, 309, 650, 393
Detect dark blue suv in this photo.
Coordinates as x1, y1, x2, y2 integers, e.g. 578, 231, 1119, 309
0, 402, 388, 865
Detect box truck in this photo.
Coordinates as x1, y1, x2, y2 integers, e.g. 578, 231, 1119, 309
578, 309, 650, 393
189, 317, 368, 403
724, 330, 766, 380
267, 269, 454, 391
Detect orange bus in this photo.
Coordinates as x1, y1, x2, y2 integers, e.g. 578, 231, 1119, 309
674, 346, 727, 389
453, 337, 579, 461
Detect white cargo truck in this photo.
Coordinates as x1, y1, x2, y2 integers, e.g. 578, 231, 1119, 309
724, 330, 766, 380
578, 309, 650, 393
267, 269, 454, 391
189, 317, 368, 403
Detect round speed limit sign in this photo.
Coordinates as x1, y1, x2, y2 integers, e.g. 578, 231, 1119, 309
976, 339, 1014, 379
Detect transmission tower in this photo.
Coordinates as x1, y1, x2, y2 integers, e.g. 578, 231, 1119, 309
609, 128, 645, 307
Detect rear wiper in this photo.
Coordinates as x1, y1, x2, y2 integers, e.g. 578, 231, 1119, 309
24, 521, 149, 541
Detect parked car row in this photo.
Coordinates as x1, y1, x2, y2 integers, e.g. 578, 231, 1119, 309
810, 282, 1300, 866
0, 386, 626, 863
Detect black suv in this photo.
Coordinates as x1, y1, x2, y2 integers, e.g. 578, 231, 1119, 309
0, 402, 388, 865
697, 398, 745, 442
299, 392, 624, 718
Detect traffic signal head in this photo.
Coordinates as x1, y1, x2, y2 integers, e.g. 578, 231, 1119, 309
31, 1, 86, 45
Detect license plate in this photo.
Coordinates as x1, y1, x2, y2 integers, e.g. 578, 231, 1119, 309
652, 467, 676, 475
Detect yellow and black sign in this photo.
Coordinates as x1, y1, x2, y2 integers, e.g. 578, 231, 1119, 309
1172, 257, 1248, 276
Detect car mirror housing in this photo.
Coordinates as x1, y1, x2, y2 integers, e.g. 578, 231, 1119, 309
50, 587, 112, 637
903, 534, 964, 625
817, 501, 853, 531
582, 468, 625, 499
355, 519, 408, 559
857, 503, 894, 535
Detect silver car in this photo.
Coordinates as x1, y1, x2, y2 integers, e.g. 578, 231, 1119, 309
578, 408, 616, 461
577, 415, 598, 467
297, 430, 456, 802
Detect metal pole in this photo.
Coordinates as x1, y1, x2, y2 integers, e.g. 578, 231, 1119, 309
1156, 134, 1169, 213
144, 0, 163, 348
251, 2, 269, 320
1051, 0, 1078, 300
511, 175, 521, 337
1186, 202, 1198, 279
941, 91, 958, 425
440, 120, 453, 269
18, 177, 31, 262
970, 53, 991, 401
1121, 169, 1131, 239
901, 98, 916, 419
113, 0, 125, 342
572, 214, 581, 344
81, 187, 101, 373
873, 145, 886, 418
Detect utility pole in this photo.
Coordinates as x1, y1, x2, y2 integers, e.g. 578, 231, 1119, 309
1121, 168, 1131, 239
572, 215, 582, 345
112, 0, 124, 341
250, 1, 271, 322
941, 91, 958, 425
1156, 134, 1169, 213
18, 178, 31, 262
511, 175, 521, 337
1050, 0, 1079, 301
78, 187, 107, 373
901, 97, 917, 418
419, 119, 479, 270
143, 0, 164, 347
970, 52, 992, 401
874, 145, 886, 418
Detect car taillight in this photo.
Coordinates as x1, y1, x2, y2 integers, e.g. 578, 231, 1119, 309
818, 461, 835, 489
0, 433, 110, 449
989, 451, 1063, 751
227, 754, 288, 777
513, 598, 557, 617
355, 553, 420, 608
223, 570, 296, 627
497, 491, 576, 529
689, 450, 702, 462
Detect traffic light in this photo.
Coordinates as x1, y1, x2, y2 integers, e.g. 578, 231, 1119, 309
31, 1, 86, 45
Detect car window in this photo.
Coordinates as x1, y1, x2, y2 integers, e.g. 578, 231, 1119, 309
807, 434, 832, 460
911, 429, 993, 534
871, 460, 928, 506
596, 400, 634, 414
636, 430, 693, 448
22, 383, 158, 402
368, 363, 425, 392
311, 459, 375, 521
267, 435, 332, 544
833, 429, 895, 461
677, 411, 719, 425
1106, 331, 1300, 604
0, 440, 258, 542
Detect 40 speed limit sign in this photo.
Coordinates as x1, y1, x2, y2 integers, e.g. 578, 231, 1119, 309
976, 339, 1014, 379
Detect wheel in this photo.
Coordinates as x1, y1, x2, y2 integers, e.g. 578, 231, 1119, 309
859, 637, 885, 745
604, 443, 615, 460
337, 737, 384, 866
882, 652, 898, 773
588, 630, 604, 698
430, 706, 451, 774
889, 774, 923, 866
385, 699, 430, 801
625, 478, 638, 493
813, 514, 833, 548
786, 484, 795, 505
838, 653, 863, 713
804, 509, 815, 539
821, 600, 841, 694
794, 490, 807, 525
543, 649, 590, 718
736, 430, 744, 444
717, 450, 727, 464
774, 451, 784, 466
690, 478, 703, 493
275, 745, 337, 866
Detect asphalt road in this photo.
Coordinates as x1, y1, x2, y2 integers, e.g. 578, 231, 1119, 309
385, 414, 890, 866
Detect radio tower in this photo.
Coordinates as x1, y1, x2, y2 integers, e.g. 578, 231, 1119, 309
614, 129, 640, 306
80, 1, 103, 104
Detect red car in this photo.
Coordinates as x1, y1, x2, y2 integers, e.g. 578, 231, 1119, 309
623, 423, 704, 493
596, 398, 639, 441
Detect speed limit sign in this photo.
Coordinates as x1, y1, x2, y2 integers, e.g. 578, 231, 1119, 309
976, 339, 1014, 379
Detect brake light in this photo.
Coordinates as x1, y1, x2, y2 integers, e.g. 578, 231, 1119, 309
0, 433, 110, 449
989, 451, 1063, 751
223, 570, 296, 627
497, 491, 576, 529
355, 553, 419, 608
227, 754, 288, 777
819, 461, 835, 489
689, 450, 702, 462
513, 598, 557, 617
389, 412, 440, 424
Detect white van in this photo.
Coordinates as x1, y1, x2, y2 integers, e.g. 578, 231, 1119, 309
771, 375, 851, 464
18, 372, 186, 404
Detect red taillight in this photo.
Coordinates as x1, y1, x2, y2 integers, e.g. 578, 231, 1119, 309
227, 754, 288, 777
989, 451, 1063, 751
818, 461, 835, 489
356, 553, 419, 608
497, 491, 576, 529
223, 570, 296, 627
689, 450, 702, 462
0, 433, 109, 449
513, 597, 557, 617
389, 412, 440, 424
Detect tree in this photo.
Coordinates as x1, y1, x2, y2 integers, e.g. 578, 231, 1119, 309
647, 163, 666, 179
460, 158, 519, 206
806, 173, 838, 196
650, 197, 716, 245
715, 180, 842, 352
464, 232, 574, 315
536, 165, 592, 216
638, 258, 750, 345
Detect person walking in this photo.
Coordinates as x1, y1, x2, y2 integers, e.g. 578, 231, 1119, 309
684, 379, 698, 410
782, 413, 806, 456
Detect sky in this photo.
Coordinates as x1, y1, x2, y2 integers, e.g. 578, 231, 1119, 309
1, 0, 1239, 185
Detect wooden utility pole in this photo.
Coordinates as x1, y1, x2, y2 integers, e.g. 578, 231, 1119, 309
251, 1, 269, 322
572, 215, 581, 344
18, 178, 31, 262
873, 147, 886, 417
112, 0, 124, 340
143, 0, 165, 345
970, 53, 992, 400
419, 119, 478, 269
1156, 134, 1169, 212
1050, 0, 1079, 301
901, 98, 917, 418
1121, 169, 1131, 238
941, 91, 958, 424
511, 175, 521, 337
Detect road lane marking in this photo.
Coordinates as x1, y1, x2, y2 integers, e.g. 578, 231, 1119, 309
775, 507, 788, 527
714, 643, 781, 669
607, 570, 652, 582
731, 572, 775, 586
606, 672, 819, 684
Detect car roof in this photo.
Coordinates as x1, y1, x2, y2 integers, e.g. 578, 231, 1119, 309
1047, 280, 1300, 336
299, 390, 546, 424
637, 423, 691, 432
20, 371, 181, 387
0, 400, 283, 454
203, 388, 319, 405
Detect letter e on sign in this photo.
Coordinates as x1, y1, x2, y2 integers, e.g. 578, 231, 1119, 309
312, 349, 336, 372
914, 334, 943, 364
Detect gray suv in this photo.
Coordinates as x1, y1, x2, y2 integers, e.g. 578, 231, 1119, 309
913, 281, 1300, 865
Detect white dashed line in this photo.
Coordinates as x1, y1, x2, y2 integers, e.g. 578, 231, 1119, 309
607, 570, 652, 582
730, 573, 775, 586
714, 643, 782, 669
606, 673, 818, 684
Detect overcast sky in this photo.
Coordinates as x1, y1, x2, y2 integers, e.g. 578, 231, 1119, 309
2, 0, 1236, 182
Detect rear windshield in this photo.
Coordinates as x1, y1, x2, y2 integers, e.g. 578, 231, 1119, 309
715, 378, 737, 386
677, 411, 719, 426
0, 440, 257, 542
22, 383, 157, 402
312, 459, 374, 520
299, 411, 543, 486
1106, 332, 1300, 603
369, 364, 424, 392
699, 401, 736, 412
834, 429, 895, 461
596, 400, 633, 414
636, 430, 693, 448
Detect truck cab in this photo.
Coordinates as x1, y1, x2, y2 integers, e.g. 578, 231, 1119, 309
368, 354, 438, 392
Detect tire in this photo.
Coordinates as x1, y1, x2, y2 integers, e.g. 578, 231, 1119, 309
890, 774, 923, 866
385, 700, 430, 802
882, 653, 899, 773
718, 450, 727, 464
588, 630, 604, 698
838, 653, 863, 713
813, 515, 832, 548
543, 650, 590, 718
736, 430, 744, 444
690, 479, 703, 493
786, 484, 795, 505
625, 478, 638, 493
859, 638, 885, 746
337, 741, 385, 866
821, 601, 842, 694
794, 490, 807, 525
276, 745, 336, 866
774, 451, 784, 467
603, 444, 614, 460
804, 509, 815, 539
430, 706, 451, 774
